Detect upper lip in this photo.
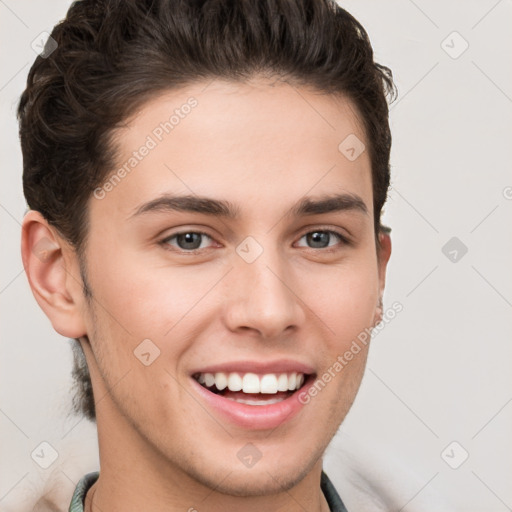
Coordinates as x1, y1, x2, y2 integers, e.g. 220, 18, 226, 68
190, 359, 316, 376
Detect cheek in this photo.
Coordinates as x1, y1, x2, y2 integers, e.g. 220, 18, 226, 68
88, 247, 209, 339
83, 250, 202, 411
304, 255, 379, 347
84, 249, 229, 397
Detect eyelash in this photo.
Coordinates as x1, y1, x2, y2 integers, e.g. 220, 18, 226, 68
159, 228, 351, 254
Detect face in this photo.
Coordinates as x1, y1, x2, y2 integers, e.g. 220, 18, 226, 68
76, 79, 389, 495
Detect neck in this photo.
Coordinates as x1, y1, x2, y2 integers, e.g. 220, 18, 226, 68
86, 480, 331, 512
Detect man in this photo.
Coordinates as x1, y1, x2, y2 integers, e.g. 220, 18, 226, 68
19, 0, 394, 510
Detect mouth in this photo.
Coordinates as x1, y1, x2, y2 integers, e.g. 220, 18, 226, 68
190, 367, 316, 429
192, 371, 311, 405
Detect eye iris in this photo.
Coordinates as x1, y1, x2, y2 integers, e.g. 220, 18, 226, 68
307, 231, 330, 248
177, 232, 202, 250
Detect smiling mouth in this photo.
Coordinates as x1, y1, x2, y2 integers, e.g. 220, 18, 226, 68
192, 371, 313, 405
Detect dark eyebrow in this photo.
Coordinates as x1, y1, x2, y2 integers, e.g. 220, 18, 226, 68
129, 195, 240, 219
289, 193, 368, 218
129, 192, 368, 220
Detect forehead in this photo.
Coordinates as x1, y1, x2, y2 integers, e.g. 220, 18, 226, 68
92, 79, 373, 224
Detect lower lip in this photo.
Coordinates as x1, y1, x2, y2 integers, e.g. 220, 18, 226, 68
191, 376, 315, 430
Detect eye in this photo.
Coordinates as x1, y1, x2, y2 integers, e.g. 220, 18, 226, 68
160, 231, 215, 252
295, 230, 349, 250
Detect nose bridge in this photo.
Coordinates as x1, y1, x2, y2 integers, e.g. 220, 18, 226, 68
224, 235, 304, 337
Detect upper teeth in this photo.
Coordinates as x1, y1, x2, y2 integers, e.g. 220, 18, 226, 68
196, 372, 305, 394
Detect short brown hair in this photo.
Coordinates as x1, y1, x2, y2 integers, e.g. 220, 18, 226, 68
18, 0, 396, 421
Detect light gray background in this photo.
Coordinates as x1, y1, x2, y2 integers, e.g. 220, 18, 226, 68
1, 1, 511, 511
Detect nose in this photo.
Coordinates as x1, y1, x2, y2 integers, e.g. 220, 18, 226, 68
222, 245, 306, 340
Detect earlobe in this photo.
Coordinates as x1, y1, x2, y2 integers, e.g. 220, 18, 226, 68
21, 210, 87, 339
373, 296, 384, 327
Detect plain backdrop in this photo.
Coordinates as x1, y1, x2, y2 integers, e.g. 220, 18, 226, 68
1, 1, 511, 511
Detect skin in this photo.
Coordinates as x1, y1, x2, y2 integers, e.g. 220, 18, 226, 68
21, 78, 391, 512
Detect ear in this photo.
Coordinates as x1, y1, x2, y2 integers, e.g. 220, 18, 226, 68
21, 210, 87, 338
373, 230, 392, 325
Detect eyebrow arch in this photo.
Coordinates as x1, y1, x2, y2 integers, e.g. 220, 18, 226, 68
129, 192, 368, 220
129, 194, 240, 219
289, 193, 368, 218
